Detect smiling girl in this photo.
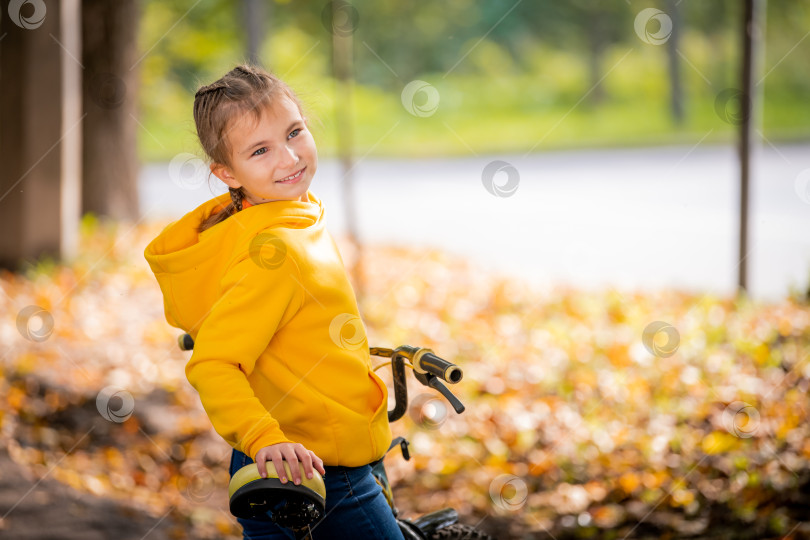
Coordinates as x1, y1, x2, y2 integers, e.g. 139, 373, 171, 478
144, 64, 404, 539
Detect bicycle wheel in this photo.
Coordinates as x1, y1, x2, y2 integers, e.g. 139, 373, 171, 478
428, 523, 495, 539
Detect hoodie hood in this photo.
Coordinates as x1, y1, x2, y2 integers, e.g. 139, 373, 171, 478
144, 189, 323, 335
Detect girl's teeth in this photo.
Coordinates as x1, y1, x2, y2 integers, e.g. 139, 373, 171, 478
281, 169, 302, 181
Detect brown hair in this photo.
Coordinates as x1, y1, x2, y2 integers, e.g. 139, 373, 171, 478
192, 64, 308, 233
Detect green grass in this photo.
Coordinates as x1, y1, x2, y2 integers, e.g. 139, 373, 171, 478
137, 71, 810, 163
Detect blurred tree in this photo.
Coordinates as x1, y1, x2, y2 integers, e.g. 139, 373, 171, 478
681, 0, 735, 87
560, 1, 630, 105
510, 1, 632, 105
141, 0, 239, 90
352, 0, 474, 86
82, 0, 141, 221
0, 0, 83, 270
665, 0, 684, 125
133, 0, 810, 162
242, 0, 269, 67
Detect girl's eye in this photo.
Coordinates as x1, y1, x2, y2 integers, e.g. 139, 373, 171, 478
252, 147, 267, 156
288, 128, 301, 140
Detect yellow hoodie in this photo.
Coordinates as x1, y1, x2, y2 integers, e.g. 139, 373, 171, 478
143, 190, 392, 466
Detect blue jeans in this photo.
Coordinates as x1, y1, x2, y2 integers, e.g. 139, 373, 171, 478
228, 449, 405, 539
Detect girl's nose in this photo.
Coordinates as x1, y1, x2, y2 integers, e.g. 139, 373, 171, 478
279, 145, 299, 167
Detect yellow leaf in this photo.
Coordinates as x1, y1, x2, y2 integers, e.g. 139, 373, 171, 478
619, 472, 640, 494
701, 431, 737, 454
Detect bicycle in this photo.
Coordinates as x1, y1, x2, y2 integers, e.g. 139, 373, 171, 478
177, 333, 494, 540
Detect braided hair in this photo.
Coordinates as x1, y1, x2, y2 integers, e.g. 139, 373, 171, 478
192, 63, 308, 233
229, 186, 243, 212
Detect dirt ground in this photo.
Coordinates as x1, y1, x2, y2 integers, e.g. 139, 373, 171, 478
0, 448, 178, 540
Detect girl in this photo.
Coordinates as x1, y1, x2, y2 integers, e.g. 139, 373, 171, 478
144, 64, 404, 539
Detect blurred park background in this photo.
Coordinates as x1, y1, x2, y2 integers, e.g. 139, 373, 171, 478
2, 0, 810, 538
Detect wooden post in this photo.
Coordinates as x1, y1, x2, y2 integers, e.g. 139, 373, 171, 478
0, 0, 83, 271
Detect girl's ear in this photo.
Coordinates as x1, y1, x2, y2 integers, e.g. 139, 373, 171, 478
211, 162, 241, 189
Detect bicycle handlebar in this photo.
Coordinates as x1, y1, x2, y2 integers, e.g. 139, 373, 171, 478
416, 351, 463, 384
176, 335, 466, 424
370, 345, 462, 384
369, 345, 466, 422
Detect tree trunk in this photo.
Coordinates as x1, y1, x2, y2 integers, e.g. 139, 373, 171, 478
329, 2, 364, 303
81, 0, 140, 222
585, 7, 605, 105
242, 0, 268, 67
665, 0, 684, 125
737, 0, 767, 293
0, 0, 83, 271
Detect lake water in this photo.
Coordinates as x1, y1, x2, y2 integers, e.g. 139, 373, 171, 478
139, 143, 810, 301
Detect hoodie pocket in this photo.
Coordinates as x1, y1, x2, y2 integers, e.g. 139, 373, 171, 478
368, 368, 389, 420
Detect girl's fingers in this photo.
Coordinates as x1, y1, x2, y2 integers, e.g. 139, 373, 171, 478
310, 451, 326, 475
256, 450, 269, 478
281, 446, 301, 484
260, 449, 281, 479
272, 456, 289, 484
296, 446, 315, 479
254, 444, 325, 483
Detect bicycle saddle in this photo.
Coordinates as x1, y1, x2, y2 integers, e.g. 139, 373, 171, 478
228, 461, 326, 529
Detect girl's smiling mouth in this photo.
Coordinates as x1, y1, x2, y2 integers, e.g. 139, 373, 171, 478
276, 167, 306, 184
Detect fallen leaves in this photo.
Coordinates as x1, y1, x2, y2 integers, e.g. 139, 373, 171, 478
0, 217, 809, 538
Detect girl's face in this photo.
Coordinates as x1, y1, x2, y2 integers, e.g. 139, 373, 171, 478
212, 95, 316, 204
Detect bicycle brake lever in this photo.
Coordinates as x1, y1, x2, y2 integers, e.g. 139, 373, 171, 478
399, 438, 410, 461
386, 436, 411, 461
426, 376, 465, 414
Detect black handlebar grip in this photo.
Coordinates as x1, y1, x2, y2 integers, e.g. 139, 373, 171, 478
178, 333, 194, 351
417, 352, 463, 384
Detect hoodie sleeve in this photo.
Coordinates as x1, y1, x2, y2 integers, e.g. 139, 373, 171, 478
184, 243, 305, 460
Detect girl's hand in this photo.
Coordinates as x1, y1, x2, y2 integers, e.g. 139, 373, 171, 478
254, 443, 326, 485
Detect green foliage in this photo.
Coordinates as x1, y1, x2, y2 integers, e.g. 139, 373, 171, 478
136, 0, 810, 162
